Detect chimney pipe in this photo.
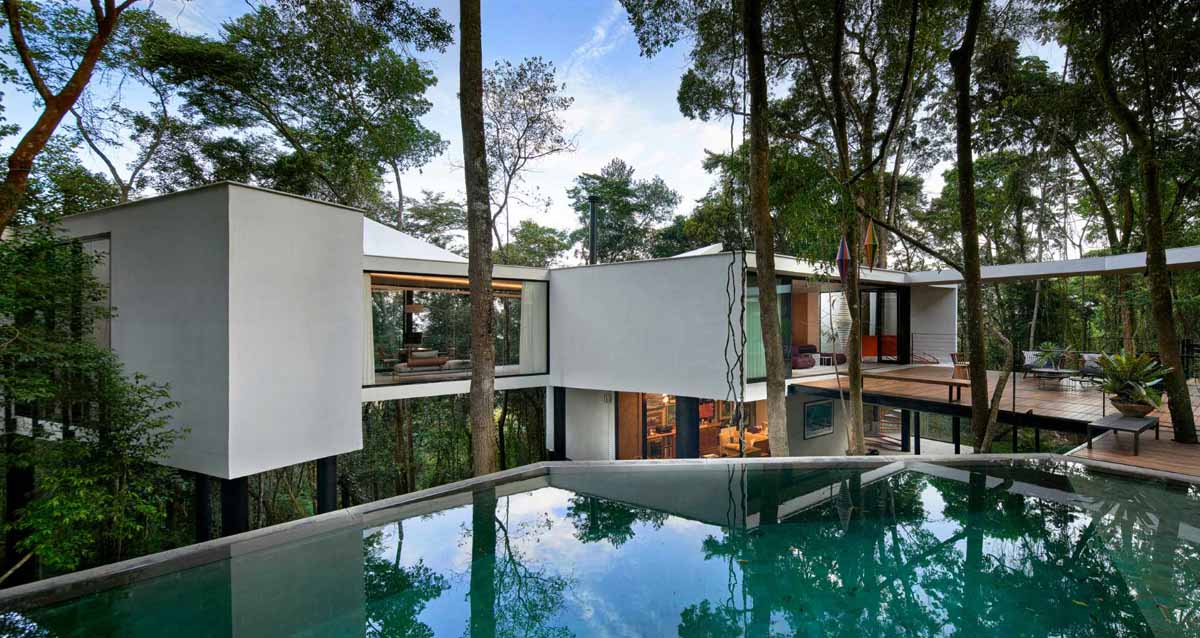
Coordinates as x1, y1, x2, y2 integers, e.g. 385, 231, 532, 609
588, 195, 599, 265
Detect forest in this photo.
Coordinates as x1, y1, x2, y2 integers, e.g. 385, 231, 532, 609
0, 0, 1198, 585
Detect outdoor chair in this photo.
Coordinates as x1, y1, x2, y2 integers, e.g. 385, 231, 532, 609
1021, 351, 1041, 377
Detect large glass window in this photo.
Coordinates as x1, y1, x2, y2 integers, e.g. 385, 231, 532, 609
364, 273, 548, 386
616, 393, 768, 460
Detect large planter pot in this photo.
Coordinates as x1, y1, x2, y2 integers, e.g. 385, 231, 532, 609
1110, 399, 1154, 418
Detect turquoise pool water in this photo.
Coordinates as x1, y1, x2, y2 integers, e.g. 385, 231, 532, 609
5, 459, 1200, 637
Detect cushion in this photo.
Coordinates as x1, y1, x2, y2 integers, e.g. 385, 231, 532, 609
792, 343, 818, 354
442, 359, 471, 370
1022, 351, 1040, 366
792, 353, 816, 369
1080, 353, 1103, 373
410, 350, 439, 360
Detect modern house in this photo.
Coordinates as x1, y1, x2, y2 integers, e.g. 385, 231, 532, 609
57, 182, 1200, 534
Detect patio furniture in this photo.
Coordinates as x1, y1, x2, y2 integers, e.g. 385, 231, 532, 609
1079, 353, 1104, 382
1021, 351, 1041, 377
820, 352, 847, 366
1087, 413, 1159, 455
1029, 367, 1075, 388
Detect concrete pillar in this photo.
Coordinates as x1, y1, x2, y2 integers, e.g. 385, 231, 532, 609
675, 396, 700, 458
221, 476, 249, 537
316, 456, 337, 514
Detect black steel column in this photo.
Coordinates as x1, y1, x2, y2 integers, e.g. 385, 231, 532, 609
900, 410, 911, 452
588, 196, 599, 265
552, 387, 566, 460
675, 396, 700, 459
316, 456, 337, 514
220, 476, 249, 537
896, 287, 912, 364
914, 412, 922, 455
952, 417, 961, 454
194, 472, 213, 542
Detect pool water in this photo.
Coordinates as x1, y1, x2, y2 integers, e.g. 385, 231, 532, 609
6, 459, 1200, 637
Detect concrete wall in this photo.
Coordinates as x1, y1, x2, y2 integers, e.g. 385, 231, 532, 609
549, 253, 741, 400
910, 285, 958, 364
61, 187, 232, 476
564, 388, 614, 460
226, 186, 363, 478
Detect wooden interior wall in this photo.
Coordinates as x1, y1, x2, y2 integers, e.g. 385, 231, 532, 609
616, 392, 643, 460
791, 281, 822, 347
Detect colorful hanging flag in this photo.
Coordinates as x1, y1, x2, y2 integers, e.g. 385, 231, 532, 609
836, 236, 850, 282
863, 219, 878, 267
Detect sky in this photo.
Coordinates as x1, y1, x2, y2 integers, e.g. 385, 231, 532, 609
1, 1, 1072, 254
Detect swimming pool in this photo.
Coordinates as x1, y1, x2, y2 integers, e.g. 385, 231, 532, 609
3, 456, 1199, 637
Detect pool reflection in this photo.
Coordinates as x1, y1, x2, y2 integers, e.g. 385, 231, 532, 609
11, 460, 1200, 638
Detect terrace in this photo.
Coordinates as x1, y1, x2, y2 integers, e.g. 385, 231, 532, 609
796, 363, 1200, 478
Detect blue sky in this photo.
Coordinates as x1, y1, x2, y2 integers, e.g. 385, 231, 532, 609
2, 0, 733, 239
2, 1, 1070, 252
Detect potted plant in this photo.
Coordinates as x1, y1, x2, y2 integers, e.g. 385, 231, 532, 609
1098, 352, 1170, 417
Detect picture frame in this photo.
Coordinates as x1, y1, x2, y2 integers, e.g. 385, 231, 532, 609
804, 400, 834, 439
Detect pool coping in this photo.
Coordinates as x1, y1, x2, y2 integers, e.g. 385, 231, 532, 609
1, 452, 1196, 612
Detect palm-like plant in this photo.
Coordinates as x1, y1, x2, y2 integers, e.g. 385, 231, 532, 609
1036, 341, 1072, 368
1098, 352, 1171, 407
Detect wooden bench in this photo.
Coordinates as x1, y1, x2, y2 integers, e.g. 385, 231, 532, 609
840, 370, 971, 403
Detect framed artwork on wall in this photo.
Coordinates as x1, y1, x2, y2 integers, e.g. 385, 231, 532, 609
804, 400, 834, 439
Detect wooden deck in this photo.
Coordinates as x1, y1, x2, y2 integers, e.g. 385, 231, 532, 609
796, 365, 1200, 477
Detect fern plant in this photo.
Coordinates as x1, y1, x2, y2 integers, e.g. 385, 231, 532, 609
1098, 352, 1171, 407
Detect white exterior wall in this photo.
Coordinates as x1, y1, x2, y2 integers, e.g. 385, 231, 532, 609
61, 184, 364, 479
564, 388, 614, 460
549, 253, 742, 400
910, 285, 958, 364
226, 186, 363, 478
61, 187, 232, 476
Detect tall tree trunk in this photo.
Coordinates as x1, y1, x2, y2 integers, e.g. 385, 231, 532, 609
950, 0, 990, 449
1091, 11, 1196, 443
832, 0, 866, 454
459, 0, 500, 473
742, 0, 788, 456
497, 391, 508, 470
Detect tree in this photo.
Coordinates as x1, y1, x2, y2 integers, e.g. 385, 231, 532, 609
742, 0, 788, 456
567, 158, 680, 263
459, 0, 498, 477
949, 0, 994, 450
1066, 0, 1198, 443
483, 57, 575, 255
0, 0, 141, 234
1, 217, 183, 584
67, 8, 176, 204
145, 1, 450, 212
500, 220, 569, 268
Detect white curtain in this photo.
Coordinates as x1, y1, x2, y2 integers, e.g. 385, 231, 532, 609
518, 281, 548, 374
362, 273, 375, 385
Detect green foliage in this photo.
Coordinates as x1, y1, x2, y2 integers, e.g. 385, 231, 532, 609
16, 366, 184, 573
143, 1, 450, 209
1098, 351, 1170, 406
1, 216, 185, 577
500, 220, 570, 268
14, 137, 120, 224
567, 158, 681, 263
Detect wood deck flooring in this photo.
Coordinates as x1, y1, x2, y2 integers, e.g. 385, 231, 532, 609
796, 365, 1200, 477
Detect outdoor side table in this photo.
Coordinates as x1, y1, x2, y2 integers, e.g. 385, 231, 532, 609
1087, 413, 1159, 456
